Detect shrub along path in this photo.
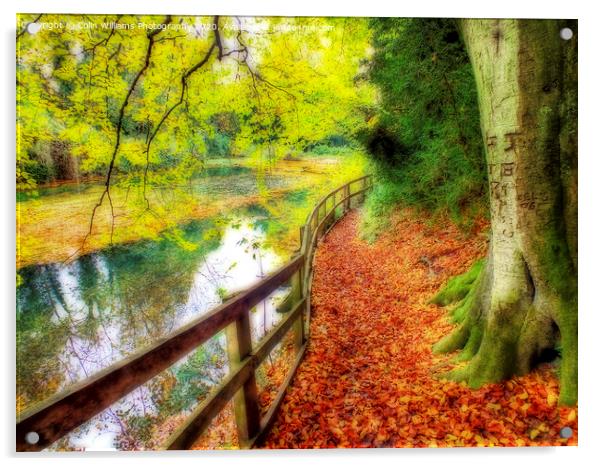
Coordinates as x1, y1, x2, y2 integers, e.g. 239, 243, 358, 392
260, 210, 577, 448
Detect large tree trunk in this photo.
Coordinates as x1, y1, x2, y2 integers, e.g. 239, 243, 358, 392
433, 19, 577, 405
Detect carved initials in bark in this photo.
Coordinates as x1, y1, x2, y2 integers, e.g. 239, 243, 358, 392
434, 19, 577, 406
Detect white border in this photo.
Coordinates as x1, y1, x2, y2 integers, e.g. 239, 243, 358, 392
5, 0, 584, 18
3, 1, 601, 465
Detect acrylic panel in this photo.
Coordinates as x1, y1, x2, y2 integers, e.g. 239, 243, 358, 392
16, 14, 578, 451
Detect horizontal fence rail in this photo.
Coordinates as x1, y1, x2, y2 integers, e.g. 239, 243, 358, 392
16, 174, 372, 452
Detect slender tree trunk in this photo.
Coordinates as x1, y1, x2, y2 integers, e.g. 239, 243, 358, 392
434, 19, 577, 405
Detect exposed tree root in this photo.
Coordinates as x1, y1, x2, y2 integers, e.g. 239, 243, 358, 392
432, 253, 577, 406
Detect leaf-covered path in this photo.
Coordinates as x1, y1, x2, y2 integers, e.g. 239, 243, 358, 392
261, 210, 577, 448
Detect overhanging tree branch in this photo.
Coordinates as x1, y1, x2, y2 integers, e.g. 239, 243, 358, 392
16, 14, 43, 41
142, 16, 222, 208
78, 15, 303, 252
73, 15, 172, 258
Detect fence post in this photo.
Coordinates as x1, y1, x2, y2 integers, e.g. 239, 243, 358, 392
319, 202, 326, 237
329, 194, 335, 226
225, 312, 260, 447
361, 177, 367, 203
344, 183, 351, 212
293, 267, 305, 347
299, 225, 305, 253
302, 258, 312, 342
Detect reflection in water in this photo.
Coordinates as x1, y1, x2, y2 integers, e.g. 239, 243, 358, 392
17, 215, 290, 450
17, 167, 290, 203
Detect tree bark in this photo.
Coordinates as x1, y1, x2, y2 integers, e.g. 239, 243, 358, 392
434, 19, 577, 405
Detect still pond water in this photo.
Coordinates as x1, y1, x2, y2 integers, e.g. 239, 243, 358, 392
17, 168, 313, 450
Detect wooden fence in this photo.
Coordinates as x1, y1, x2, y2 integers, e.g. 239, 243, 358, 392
16, 174, 373, 452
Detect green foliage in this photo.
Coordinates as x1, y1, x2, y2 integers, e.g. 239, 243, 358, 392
309, 144, 354, 156
304, 135, 356, 156
216, 286, 228, 302
124, 416, 154, 444
17, 15, 375, 193
203, 164, 250, 177
204, 112, 241, 158
205, 132, 233, 158
22, 157, 54, 184
359, 18, 486, 236
162, 338, 227, 416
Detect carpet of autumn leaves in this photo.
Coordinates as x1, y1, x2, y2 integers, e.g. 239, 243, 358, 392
260, 209, 578, 449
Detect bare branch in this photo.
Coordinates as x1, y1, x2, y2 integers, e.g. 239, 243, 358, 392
141, 16, 221, 208
213, 15, 224, 59
71, 15, 172, 260
16, 14, 42, 41
84, 15, 121, 53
